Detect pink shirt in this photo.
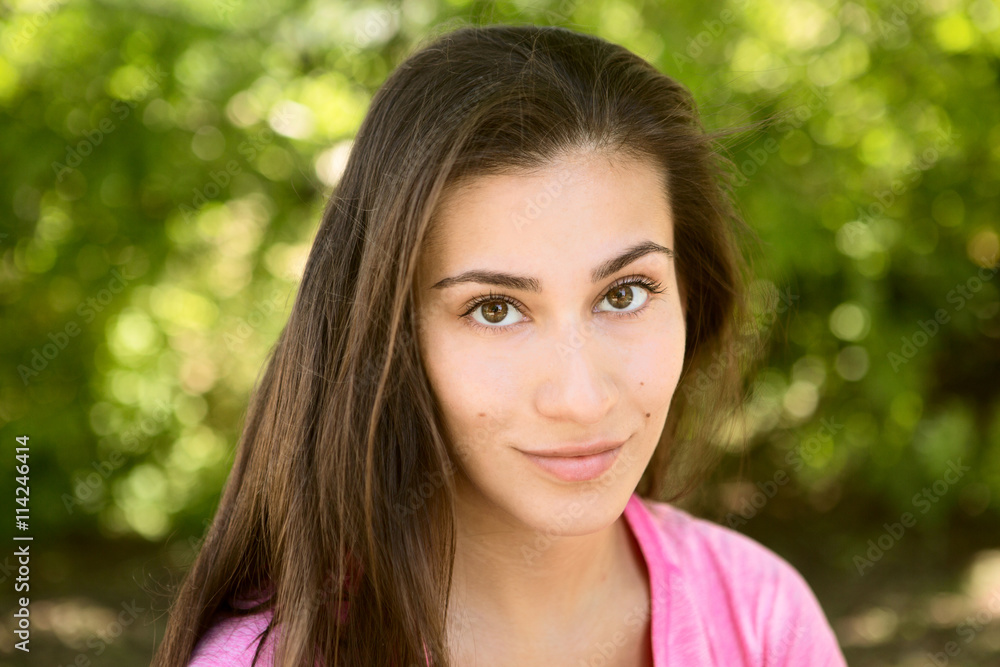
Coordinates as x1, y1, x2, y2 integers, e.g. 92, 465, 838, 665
188, 492, 848, 666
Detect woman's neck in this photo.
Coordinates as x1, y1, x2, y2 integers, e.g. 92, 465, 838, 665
445, 487, 648, 657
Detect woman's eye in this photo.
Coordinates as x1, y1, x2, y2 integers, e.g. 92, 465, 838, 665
469, 299, 526, 328
596, 283, 651, 314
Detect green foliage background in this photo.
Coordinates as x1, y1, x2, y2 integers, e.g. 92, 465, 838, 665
1, 0, 998, 664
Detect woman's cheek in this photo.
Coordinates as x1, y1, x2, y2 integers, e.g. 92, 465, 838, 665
421, 327, 510, 458
626, 323, 684, 412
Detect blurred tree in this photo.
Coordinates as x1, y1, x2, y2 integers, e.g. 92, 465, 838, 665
0, 0, 997, 579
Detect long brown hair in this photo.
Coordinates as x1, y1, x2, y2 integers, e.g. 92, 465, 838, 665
153, 23, 770, 667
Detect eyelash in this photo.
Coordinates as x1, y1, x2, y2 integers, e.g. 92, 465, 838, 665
460, 274, 667, 335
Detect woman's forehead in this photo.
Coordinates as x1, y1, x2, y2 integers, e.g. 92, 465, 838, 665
423, 151, 673, 267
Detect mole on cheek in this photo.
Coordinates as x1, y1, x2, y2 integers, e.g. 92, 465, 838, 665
645, 413, 651, 418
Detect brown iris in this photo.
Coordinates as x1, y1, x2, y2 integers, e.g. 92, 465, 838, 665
606, 285, 635, 310
481, 301, 508, 323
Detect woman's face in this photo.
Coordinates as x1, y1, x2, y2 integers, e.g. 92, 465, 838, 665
414, 149, 687, 537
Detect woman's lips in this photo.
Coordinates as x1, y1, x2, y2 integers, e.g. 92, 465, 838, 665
520, 445, 623, 482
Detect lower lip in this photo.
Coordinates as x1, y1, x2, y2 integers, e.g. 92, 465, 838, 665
521, 446, 623, 482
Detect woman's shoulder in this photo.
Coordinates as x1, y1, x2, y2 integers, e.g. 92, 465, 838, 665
629, 494, 848, 666
187, 608, 275, 667
633, 494, 814, 591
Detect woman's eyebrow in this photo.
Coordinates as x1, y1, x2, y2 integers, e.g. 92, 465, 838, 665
429, 240, 674, 292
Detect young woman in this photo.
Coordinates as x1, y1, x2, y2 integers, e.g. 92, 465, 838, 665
153, 23, 849, 667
